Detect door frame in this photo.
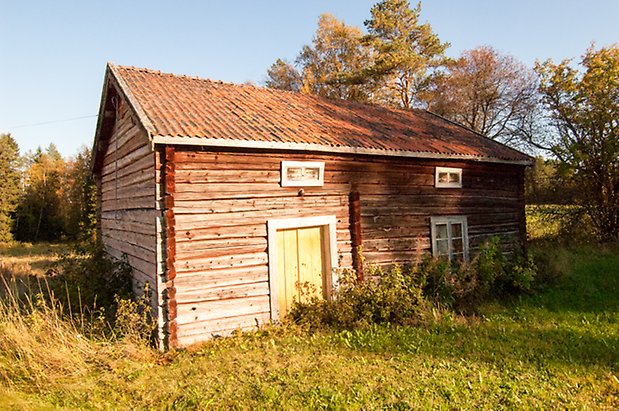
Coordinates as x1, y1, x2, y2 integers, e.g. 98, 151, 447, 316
267, 215, 338, 321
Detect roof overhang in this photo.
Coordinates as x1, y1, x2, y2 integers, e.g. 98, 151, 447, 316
91, 63, 154, 174
152, 135, 534, 166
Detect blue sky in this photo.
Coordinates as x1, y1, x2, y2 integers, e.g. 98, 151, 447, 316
1, 0, 617, 157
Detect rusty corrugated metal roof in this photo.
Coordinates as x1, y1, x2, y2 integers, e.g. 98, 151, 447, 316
107, 64, 532, 164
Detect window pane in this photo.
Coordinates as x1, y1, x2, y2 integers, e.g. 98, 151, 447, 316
287, 167, 303, 181
303, 167, 320, 180
436, 239, 449, 255
452, 238, 463, 254
438, 172, 449, 183
448, 172, 460, 183
451, 223, 462, 238
435, 224, 448, 239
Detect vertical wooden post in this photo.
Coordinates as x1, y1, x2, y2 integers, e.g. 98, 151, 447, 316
517, 167, 527, 253
349, 191, 364, 281
164, 146, 178, 348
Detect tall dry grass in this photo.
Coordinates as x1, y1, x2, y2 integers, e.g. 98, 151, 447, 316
0, 283, 100, 389
0, 277, 156, 391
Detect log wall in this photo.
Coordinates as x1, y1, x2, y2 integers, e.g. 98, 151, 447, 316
170, 148, 525, 346
96, 98, 158, 301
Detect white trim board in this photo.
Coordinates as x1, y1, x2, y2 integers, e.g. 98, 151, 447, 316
151, 136, 533, 166
266, 215, 338, 321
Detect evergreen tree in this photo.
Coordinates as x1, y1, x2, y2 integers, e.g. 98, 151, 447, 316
0, 134, 21, 242
265, 59, 302, 92
15, 144, 66, 242
363, 0, 449, 108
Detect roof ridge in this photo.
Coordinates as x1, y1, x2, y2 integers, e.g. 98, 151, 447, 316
113, 63, 273, 92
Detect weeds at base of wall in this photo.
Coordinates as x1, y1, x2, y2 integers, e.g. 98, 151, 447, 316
290, 237, 551, 330
45, 244, 134, 318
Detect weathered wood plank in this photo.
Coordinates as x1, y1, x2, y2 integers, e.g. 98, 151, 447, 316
175, 281, 269, 304
100, 144, 153, 176
101, 185, 155, 201
101, 217, 155, 237
103, 244, 156, 280
176, 243, 267, 262
177, 224, 267, 242
177, 312, 271, 343
176, 236, 267, 255
101, 152, 154, 180
102, 234, 157, 262
101, 195, 154, 211
174, 265, 268, 290
173, 195, 347, 214
177, 252, 269, 273
175, 295, 270, 325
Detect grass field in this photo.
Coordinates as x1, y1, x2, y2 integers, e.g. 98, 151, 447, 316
0, 242, 72, 298
0, 241, 618, 409
0, 242, 70, 277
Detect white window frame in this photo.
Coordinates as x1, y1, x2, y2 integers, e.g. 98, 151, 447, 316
266, 215, 338, 321
430, 216, 469, 261
281, 161, 325, 187
435, 166, 462, 188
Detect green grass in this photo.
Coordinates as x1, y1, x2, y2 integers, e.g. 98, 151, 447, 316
1, 243, 618, 409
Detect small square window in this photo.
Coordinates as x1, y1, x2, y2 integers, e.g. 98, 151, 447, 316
435, 167, 462, 188
430, 216, 469, 261
281, 161, 325, 187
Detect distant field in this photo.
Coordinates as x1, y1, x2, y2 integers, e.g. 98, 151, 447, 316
0, 242, 70, 277
0, 239, 617, 408
0, 242, 71, 298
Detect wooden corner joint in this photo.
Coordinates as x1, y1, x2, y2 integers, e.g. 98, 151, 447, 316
163, 144, 178, 348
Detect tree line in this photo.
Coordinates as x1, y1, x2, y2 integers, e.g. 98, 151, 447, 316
0, 135, 95, 244
265, 0, 618, 241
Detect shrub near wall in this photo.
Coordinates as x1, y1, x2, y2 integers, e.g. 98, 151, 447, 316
291, 238, 538, 329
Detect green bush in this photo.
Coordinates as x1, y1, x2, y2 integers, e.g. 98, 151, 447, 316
424, 237, 539, 312
290, 263, 428, 331
291, 237, 542, 329
47, 245, 133, 316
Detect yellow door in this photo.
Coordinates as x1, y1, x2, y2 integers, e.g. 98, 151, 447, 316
276, 226, 326, 317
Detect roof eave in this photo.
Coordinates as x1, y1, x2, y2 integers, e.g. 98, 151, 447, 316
91, 63, 159, 175
424, 110, 535, 163
151, 135, 534, 166
107, 64, 157, 138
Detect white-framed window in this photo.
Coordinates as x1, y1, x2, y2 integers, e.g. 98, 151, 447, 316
430, 216, 469, 261
435, 167, 462, 188
281, 161, 325, 187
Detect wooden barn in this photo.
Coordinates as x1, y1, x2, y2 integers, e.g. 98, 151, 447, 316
91, 63, 533, 348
